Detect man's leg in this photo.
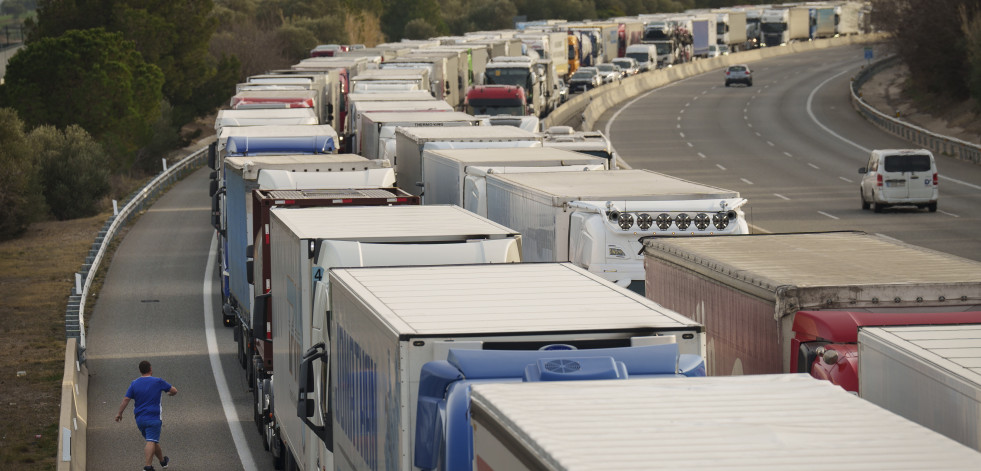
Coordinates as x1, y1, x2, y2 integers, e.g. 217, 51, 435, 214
144, 440, 155, 466
154, 442, 164, 463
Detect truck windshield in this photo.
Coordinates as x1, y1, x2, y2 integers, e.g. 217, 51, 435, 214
568, 44, 576, 60
643, 29, 669, 41
625, 52, 648, 63
466, 99, 524, 116
761, 23, 787, 33
655, 43, 672, 54
485, 68, 532, 92
717, 23, 727, 35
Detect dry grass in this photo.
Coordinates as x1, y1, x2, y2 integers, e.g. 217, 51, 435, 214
0, 213, 110, 469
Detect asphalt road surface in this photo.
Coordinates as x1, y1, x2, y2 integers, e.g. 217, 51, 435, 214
597, 44, 981, 261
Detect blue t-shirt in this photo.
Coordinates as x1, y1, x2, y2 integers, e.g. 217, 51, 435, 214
125, 376, 172, 422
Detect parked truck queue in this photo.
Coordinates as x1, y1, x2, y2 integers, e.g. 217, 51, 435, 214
200, 1, 981, 469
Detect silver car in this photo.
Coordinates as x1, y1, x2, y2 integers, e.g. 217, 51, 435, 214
724, 64, 752, 87
612, 58, 640, 77
595, 63, 622, 84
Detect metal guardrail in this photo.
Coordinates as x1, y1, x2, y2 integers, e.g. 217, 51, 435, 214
850, 56, 981, 164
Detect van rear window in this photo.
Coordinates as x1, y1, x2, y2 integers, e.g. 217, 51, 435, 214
884, 154, 931, 172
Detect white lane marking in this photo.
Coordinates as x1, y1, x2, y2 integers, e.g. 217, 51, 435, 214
743, 108, 748, 113
808, 163, 820, 169
767, 141, 775, 147
677, 124, 681, 129
839, 176, 853, 183
807, 68, 870, 153
943, 176, 981, 190
740, 178, 754, 185
938, 210, 960, 217
685, 102, 691, 107
677, 116, 682, 121
697, 152, 707, 158
687, 142, 694, 147
693, 96, 699, 100
784, 152, 793, 158
755, 132, 761, 137
702, 90, 707, 94
716, 164, 727, 170
204, 236, 259, 471
774, 193, 791, 200
680, 109, 685, 114
747, 123, 753, 128
744, 115, 748, 120
818, 211, 840, 220
679, 132, 685, 138
875, 233, 902, 243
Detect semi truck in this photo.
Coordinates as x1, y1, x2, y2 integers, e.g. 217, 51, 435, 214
463, 84, 527, 117
346, 100, 452, 155
793, 309, 981, 392
642, 231, 981, 376
835, 0, 863, 36
691, 16, 717, 58
810, 5, 836, 39
483, 169, 749, 293
859, 324, 981, 452
469, 374, 981, 470
349, 68, 430, 94
514, 31, 568, 78
263, 205, 523, 470
357, 111, 479, 162
296, 262, 706, 471
393, 125, 542, 196
421, 147, 607, 214
230, 89, 321, 122
219, 155, 395, 332
213, 108, 319, 136
243, 187, 418, 447
760, 7, 810, 47
538, 126, 620, 168
482, 56, 554, 118
715, 10, 747, 52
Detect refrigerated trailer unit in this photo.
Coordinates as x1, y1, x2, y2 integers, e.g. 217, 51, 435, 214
301, 262, 706, 471
859, 324, 981, 452
642, 231, 981, 376
469, 374, 981, 470
394, 125, 543, 196
265, 205, 522, 470
484, 169, 748, 292
214, 108, 319, 135
422, 147, 607, 213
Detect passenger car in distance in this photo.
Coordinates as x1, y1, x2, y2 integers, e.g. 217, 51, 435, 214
707, 45, 728, 58
595, 63, 622, 84
859, 149, 938, 213
568, 67, 602, 93
724, 64, 752, 87
612, 57, 640, 77
556, 78, 569, 103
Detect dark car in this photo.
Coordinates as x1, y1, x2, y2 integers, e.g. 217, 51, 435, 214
568, 67, 601, 93
724, 64, 752, 87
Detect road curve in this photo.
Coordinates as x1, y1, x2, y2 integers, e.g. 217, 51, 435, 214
598, 44, 981, 261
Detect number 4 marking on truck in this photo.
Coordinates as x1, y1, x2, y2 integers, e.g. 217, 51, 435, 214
312, 267, 324, 284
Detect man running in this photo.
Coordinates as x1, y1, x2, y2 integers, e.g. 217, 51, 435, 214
115, 360, 178, 471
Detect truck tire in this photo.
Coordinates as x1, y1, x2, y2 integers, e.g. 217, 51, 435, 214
861, 191, 870, 210
928, 202, 938, 212
873, 201, 885, 213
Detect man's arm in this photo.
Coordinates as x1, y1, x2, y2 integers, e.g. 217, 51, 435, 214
167, 386, 177, 396
115, 397, 131, 422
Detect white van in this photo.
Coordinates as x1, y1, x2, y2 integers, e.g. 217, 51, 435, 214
859, 149, 938, 212
624, 44, 657, 72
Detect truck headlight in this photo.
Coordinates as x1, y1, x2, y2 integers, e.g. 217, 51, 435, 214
655, 213, 672, 230
694, 213, 710, 230
637, 213, 653, 230
675, 213, 692, 230
617, 213, 634, 230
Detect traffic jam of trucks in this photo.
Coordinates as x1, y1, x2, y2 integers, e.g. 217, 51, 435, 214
201, 2, 981, 468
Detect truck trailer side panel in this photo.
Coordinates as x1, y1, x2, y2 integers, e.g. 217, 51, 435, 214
643, 232, 981, 376
859, 325, 981, 452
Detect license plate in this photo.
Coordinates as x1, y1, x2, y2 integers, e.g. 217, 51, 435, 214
886, 181, 905, 187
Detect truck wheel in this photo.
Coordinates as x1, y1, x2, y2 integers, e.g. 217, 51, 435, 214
237, 331, 247, 368
873, 201, 885, 213
928, 202, 938, 212
725, 81, 730, 87
861, 191, 870, 210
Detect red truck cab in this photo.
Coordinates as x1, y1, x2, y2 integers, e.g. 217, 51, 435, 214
791, 310, 981, 392
464, 84, 527, 116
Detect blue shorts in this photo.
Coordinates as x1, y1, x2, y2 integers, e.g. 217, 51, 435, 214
137, 419, 162, 442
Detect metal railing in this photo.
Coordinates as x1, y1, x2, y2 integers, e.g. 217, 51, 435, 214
850, 56, 981, 164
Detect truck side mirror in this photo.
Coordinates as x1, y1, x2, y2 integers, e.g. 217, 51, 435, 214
246, 259, 254, 285
207, 141, 217, 169
252, 293, 269, 341
297, 343, 328, 443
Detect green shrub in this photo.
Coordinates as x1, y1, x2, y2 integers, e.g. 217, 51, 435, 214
0, 108, 45, 240
29, 125, 110, 220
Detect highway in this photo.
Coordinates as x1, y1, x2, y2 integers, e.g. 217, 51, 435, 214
83, 44, 981, 470
597, 44, 981, 261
